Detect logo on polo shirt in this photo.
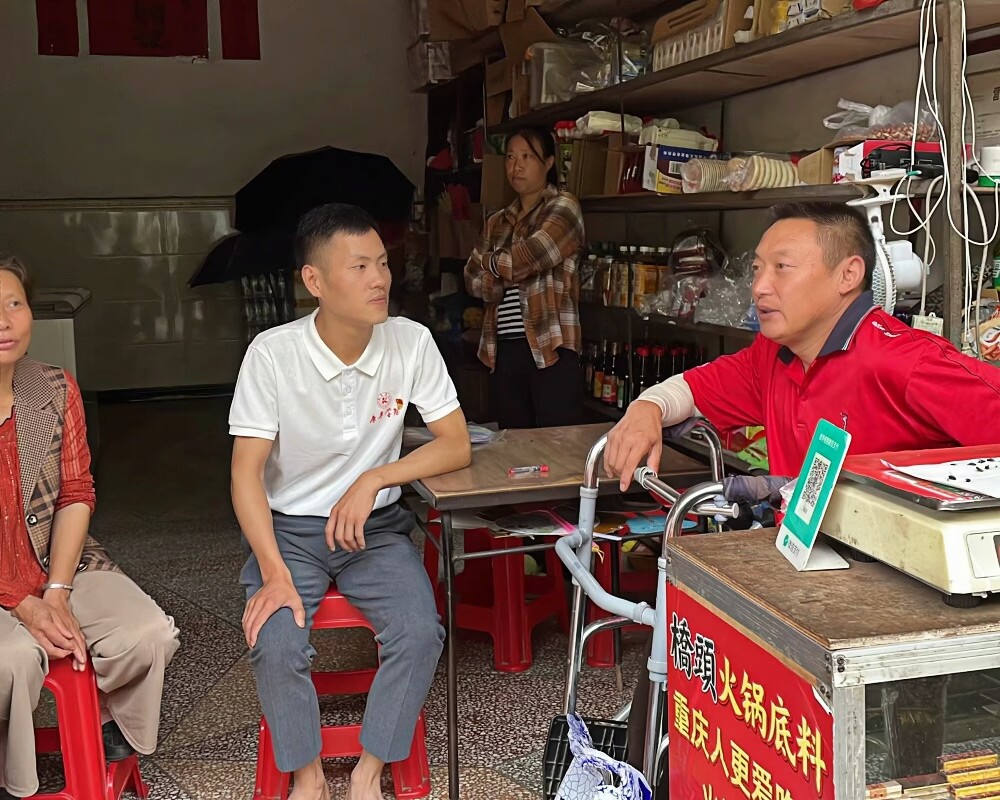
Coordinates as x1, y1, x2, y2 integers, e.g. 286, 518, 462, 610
872, 320, 901, 338
371, 395, 405, 424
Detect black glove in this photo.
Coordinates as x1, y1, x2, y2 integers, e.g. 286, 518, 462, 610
721, 474, 793, 505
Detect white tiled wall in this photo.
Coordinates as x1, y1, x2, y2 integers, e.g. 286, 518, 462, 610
0, 199, 243, 391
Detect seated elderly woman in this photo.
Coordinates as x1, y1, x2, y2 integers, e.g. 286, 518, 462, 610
0, 256, 179, 797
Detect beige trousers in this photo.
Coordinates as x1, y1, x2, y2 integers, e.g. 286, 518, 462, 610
0, 570, 179, 797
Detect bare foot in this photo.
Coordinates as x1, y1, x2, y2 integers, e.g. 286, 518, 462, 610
289, 756, 329, 800
343, 780, 384, 800
344, 750, 386, 800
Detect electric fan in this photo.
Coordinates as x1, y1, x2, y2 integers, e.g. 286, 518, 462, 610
847, 177, 925, 315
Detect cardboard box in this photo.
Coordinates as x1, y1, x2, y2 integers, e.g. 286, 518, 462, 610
567, 138, 609, 199
406, 40, 452, 90
428, 0, 507, 41
481, 153, 516, 209
504, 0, 541, 21
485, 57, 513, 96
968, 68, 1000, 148
499, 7, 558, 62
642, 145, 727, 194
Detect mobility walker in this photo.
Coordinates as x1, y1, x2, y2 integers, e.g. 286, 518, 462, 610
551, 424, 739, 796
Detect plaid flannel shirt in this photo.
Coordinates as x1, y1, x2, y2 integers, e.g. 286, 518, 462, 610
464, 185, 584, 371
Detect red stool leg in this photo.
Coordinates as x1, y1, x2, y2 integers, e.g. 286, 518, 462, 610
389, 712, 431, 800
106, 755, 149, 800
254, 718, 291, 800
489, 535, 532, 673
544, 548, 571, 634
39, 659, 108, 800
586, 541, 616, 669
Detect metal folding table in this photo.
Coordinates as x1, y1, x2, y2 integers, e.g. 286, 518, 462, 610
409, 422, 710, 800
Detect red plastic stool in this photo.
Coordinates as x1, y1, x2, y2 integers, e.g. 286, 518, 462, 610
253, 588, 431, 800
423, 514, 570, 673
30, 657, 148, 800
585, 534, 658, 669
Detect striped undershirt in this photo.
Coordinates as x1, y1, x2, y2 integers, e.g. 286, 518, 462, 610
496, 285, 525, 338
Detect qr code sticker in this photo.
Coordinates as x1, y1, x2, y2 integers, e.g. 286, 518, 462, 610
795, 453, 831, 525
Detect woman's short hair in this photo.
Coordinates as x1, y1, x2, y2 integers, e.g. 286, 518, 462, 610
0, 255, 32, 303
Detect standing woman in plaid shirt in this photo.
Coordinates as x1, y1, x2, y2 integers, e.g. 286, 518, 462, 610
464, 127, 585, 429
0, 257, 179, 797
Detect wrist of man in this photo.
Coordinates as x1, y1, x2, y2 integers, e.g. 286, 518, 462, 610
259, 560, 293, 584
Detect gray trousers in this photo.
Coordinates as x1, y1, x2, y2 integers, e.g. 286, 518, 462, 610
241, 503, 444, 773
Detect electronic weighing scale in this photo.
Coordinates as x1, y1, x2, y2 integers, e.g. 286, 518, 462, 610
820, 445, 1000, 607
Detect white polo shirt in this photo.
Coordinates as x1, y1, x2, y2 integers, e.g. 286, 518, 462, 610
228, 312, 460, 517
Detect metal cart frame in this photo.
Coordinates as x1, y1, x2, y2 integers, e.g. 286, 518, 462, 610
555, 427, 737, 791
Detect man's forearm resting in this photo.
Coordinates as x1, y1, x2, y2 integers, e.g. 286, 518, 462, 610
367, 422, 471, 491
635, 374, 699, 426
231, 466, 289, 583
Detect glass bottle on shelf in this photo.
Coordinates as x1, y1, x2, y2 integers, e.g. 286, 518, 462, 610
615, 343, 630, 411
593, 339, 608, 400
634, 345, 651, 399
601, 342, 619, 405
652, 344, 667, 384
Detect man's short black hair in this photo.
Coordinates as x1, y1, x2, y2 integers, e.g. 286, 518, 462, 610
767, 201, 875, 291
294, 203, 380, 270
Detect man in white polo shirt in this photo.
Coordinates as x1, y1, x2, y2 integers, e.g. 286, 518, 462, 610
228, 204, 472, 800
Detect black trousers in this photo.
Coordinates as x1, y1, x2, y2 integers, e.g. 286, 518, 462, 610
489, 338, 584, 429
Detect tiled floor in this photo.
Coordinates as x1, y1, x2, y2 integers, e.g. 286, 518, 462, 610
36, 397, 649, 799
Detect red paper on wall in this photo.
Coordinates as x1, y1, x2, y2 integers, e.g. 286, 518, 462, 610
36, 0, 79, 56
668, 584, 835, 800
219, 0, 260, 60
87, 0, 208, 57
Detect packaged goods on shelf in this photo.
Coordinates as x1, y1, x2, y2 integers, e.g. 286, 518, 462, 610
680, 157, 737, 192
576, 111, 643, 137
639, 118, 719, 152
526, 40, 605, 108
651, 0, 755, 72
757, 0, 851, 35
643, 145, 729, 194
823, 97, 938, 144
724, 153, 798, 191
407, 40, 452, 89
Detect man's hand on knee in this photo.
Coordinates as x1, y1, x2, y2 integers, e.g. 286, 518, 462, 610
325, 472, 381, 553
242, 577, 305, 648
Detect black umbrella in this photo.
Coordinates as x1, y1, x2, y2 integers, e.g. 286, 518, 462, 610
234, 146, 415, 233
187, 230, 295, 287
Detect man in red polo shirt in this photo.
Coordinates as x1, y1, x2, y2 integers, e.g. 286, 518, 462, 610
610, 201, 1000, 786
606, 201, 1000, 487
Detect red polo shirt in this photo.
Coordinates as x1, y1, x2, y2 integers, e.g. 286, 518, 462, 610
683, 291, 1000, 477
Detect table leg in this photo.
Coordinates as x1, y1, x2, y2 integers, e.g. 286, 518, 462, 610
441, 511, 460, 800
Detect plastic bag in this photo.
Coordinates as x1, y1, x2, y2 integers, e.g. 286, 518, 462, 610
555, 715, 652, 800
822, 98, 937, 143
693, 261, 753, 327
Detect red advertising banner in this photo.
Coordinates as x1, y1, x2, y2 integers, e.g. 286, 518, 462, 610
219, 0, 260, 60
87, 0, 208, 58
36, 0, 80, 56
668, 584, 835, 800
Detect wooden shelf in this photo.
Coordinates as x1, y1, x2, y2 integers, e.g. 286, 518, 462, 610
579, 184, 865, 213
581, 303, 758, 341
541, 0, 685, 26
489, 0, 1000, 133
